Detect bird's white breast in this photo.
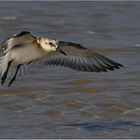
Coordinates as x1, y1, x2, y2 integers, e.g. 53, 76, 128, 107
10, 44, 48, 65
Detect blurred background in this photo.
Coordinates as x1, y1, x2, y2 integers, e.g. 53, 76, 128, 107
0, 1, 140, 138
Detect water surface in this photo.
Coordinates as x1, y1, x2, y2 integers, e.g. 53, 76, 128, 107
0, 1, 140, 139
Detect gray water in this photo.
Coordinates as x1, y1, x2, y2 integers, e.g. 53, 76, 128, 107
0, 1, 140, 139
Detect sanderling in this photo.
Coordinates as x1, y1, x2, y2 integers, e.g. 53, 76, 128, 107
0, 31, 123, 87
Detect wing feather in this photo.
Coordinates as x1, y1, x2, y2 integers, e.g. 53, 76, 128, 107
0, 31, 36, 54
41, 41, 123, 72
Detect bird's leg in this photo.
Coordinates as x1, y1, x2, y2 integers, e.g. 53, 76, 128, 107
1, 60, 13, 85
8, 64, 22, 87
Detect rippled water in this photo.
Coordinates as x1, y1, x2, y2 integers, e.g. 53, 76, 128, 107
0, 1, 140, 139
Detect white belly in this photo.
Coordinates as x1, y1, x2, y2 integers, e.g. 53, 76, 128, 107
10, 45, 47, 65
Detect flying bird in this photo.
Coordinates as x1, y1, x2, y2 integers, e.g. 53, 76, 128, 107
0, 31, 123, 87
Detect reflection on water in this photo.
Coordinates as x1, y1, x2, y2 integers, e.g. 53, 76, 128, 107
66, 120, 140, 132
0, 1, 140, 139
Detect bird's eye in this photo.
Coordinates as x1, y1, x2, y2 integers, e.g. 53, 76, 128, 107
49, 42, 53, 46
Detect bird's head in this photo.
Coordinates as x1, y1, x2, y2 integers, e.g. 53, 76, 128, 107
37, 38, 66, 55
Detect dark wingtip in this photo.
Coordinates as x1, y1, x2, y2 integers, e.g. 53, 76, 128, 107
106, 62, 123, 71
14, 31, 31, 37
118, 63, 123, 67
113, 62, 123, 69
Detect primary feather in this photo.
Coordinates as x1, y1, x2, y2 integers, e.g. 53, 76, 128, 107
43, 41, 123, 72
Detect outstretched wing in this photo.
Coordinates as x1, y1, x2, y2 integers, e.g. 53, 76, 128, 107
0, 31, 36, 54
43, 41, 123, 72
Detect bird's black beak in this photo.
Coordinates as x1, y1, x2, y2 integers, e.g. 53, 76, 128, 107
56, 47, 67, 56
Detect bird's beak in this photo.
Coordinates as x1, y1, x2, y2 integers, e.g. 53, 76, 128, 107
56, 47, 67, 56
